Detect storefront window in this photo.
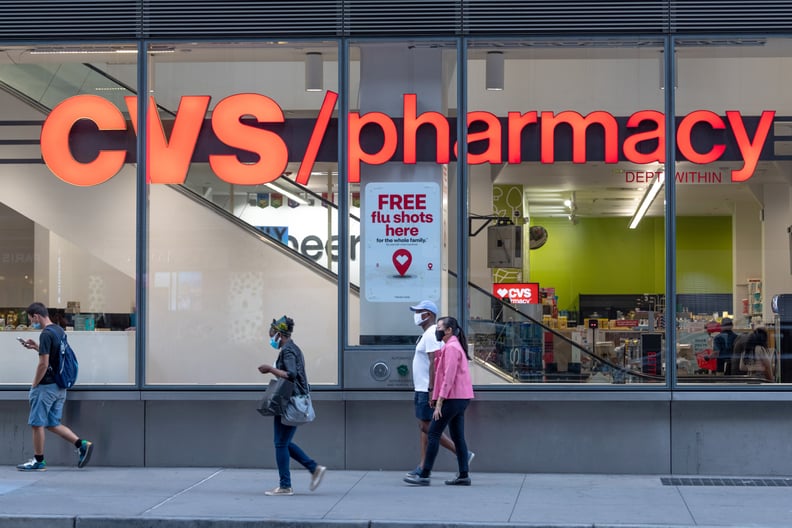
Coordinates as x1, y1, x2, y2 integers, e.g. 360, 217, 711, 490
467, 39, 667, 385
145, 41, 340, 385
0, 44, 138, 386
675, 37, 792, 386
346, 41, 457, 349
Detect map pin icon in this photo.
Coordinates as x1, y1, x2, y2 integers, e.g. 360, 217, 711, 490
392, 249, 412, 276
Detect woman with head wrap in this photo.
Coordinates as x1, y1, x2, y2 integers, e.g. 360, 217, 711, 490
258, 315, 326, 495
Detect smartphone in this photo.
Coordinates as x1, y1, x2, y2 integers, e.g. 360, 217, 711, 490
17, 337, 26, 346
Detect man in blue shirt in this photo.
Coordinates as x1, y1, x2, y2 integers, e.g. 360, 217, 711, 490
16, 302, 93, 471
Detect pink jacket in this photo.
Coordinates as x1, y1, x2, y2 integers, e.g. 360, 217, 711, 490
432, 335, 474, 401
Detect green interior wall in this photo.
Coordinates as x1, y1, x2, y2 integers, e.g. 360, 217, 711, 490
675, 216, 733, 293
527, 216, 732, 312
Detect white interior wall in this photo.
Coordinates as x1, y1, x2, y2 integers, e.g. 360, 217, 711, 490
761, 184, 792, 322
468, 164, 494, 320
3, 164, 136, 313
733, 198, 763, 324
44, 229, 135, 313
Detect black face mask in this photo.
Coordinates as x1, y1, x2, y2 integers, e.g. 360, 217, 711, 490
435, 328, 445, 342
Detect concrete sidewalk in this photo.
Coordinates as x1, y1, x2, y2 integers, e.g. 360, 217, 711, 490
1, 466, 791, 527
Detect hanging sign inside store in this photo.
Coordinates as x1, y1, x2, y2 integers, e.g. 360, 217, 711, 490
39, 91, 775, 187
491, 283, 540, 304
363, 182, 441, 302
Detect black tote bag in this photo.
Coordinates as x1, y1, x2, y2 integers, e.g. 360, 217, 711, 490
256, 377, 294, 416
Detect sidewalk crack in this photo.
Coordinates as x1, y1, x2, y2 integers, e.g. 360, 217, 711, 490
142, 469, 225, 514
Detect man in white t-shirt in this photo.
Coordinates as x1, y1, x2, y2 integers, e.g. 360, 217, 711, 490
406, 300, 473, 476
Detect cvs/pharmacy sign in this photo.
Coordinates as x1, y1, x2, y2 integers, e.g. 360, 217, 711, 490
492, 283, 540, 304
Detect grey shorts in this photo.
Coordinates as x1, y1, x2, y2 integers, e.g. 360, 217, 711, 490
28, 383, 66, 427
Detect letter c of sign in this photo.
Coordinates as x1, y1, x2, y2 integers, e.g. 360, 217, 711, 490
40, 94, 127, 186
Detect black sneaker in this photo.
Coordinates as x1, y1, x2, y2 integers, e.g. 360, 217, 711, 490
77, 440, 93, 468
403, 474, 430, 486
445, 475, 471, 486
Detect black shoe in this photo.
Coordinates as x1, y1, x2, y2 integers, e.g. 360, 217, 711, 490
403, 474, 430, 486
77, 440, 93, 468
444, 476, 471, 486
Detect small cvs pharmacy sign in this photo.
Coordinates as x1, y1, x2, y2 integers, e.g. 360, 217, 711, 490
492, 283, 540, 304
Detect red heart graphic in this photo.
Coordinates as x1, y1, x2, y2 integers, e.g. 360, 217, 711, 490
392, 249, 412, 276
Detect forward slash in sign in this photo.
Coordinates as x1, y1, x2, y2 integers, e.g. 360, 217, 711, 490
296, 90, 338, 185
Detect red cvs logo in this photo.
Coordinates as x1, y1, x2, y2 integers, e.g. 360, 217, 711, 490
492, 283, 539, 304
392, 249, 412, 276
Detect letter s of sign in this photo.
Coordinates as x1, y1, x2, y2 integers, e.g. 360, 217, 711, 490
209, 93, 288, 185
40, 94, 127, 186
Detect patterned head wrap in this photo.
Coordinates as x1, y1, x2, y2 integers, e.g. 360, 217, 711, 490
271, 316, 293, 337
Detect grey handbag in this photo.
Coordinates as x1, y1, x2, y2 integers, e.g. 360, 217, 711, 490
281, 393, 316, 426
257, 378, 294, 416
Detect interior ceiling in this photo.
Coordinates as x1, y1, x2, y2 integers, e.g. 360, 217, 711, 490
495, 160, 792, 219
245, 158, 792, 220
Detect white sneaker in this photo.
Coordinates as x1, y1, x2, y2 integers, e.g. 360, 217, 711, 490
310, 465, 326, 491
265, 486, 294, 496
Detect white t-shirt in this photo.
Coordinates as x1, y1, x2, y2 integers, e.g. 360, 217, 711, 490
413, 324, 443, 392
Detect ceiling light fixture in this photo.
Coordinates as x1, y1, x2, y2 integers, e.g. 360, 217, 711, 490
485, 51, 504, 91
305, 52, 323, 92
628, 174, 665, 229
29, 47, 173, 55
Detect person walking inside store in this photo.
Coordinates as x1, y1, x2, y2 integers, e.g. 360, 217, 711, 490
16, 302, 93, 471
404, 316, 474, 486
406, 301, 472, 477
258, 315, 326, 496
712, 317, 738, 375
740, 326, 775, 382
731, 332, 750, 375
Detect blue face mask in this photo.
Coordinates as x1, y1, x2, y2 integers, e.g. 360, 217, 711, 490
269, 334, 280, 349
31, 322, 41, 330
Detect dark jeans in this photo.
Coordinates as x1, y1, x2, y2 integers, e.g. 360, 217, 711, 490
420, 398, 470, 478
273, 415, 317, 488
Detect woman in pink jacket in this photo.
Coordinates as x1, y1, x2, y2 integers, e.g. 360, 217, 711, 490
404, 316, 474, 486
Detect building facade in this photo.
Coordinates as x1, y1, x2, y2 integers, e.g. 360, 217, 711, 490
2, 1, 792, 474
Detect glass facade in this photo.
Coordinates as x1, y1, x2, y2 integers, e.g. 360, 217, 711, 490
674, 37, 792, 386
466, 39, 667, 385
1, 35, 790, 389
0, 44, 138, 386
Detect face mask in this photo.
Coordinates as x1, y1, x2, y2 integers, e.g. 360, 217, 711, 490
269, 334, 280, 349
413, 312, 425, 326
31, 322, 41, 330
435, 328, 445, 342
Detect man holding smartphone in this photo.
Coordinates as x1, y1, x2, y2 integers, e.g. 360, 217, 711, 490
16, 302, 93, 471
